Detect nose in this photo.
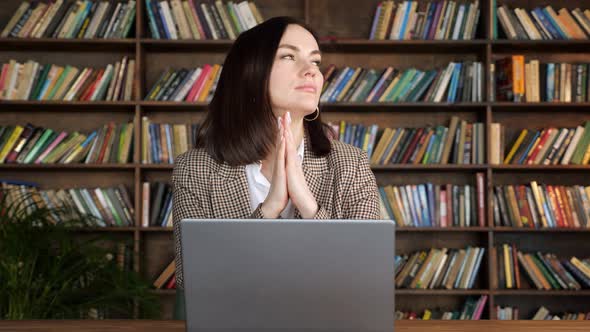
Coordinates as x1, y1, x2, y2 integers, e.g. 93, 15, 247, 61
302, 62, 319, 78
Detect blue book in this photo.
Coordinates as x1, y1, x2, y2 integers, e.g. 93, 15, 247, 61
329, 68, 354, 102
145, 0, 160, 39
517, 131, 540, 164
354, 125, 367, 149
422, 2, 437, 39
149, 123, 160, 164
532, 8, 561, 39
547, 63, 555, 101
157, 1, 171, 39
418, 184, 431, 226
379, 187, 396, 223
369, 4, 382, 39
398, 0, 412, 39
540, 186, 556, 228
412, 186, 424, 226
165, 124, 173, 164
541, 7, 567, 39
160, 194, 174, 227
447, 63, 462, 102
467, 248, 485, 289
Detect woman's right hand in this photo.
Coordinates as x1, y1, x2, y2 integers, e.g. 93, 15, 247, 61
260, 116, 289, 218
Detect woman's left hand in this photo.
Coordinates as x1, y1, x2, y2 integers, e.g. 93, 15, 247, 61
282, 112, 318, 218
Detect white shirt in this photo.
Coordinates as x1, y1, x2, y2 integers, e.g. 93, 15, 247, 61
245, 136, 305, 218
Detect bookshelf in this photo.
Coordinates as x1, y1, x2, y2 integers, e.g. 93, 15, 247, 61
1, 0, 590, 320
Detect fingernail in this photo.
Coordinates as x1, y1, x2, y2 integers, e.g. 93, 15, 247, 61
286, 111, 291, 124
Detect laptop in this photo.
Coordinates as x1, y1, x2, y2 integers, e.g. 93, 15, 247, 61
180, 219, 395, 332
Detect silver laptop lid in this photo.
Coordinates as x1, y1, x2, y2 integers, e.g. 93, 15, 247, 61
180, 219, 395, 332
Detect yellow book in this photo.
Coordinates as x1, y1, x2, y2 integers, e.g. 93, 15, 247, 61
512, 55, 525, 101
371, 128, 395, 165
336, 67, 362, 102
581, 143, 590, 165
248, 1, 264, 24
570, 257, 590, 278
530, 181, 549, 228
384, 185, 404, 226
382, 128, 405, 165
504, 129, 528, 164
39, 66, 64, 100
0, 125, 24, 163
378, 72, 401, 102
503, 244, 512, 289
197, 64, 220, 102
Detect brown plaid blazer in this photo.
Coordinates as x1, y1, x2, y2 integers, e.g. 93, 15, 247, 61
172, 133, 381, 289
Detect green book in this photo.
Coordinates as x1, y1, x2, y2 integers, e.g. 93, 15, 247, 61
30, 65, 51, 100
23, 129, 54, 163
46, 66, 72, 100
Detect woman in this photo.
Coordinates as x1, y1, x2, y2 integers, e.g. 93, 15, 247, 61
172, 16, 380, 311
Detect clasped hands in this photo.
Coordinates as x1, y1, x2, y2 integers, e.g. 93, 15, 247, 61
260, 111, 319, 219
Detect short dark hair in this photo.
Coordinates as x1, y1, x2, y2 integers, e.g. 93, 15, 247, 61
196, 16, 332, 166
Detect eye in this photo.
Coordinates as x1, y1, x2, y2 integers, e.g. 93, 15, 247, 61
281, 54, 295, 60
312, 60, 322, 66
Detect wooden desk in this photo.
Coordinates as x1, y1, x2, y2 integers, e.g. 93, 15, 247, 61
0, 320, 589, 331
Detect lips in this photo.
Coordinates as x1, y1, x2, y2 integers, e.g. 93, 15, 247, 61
295, 84, 317, 93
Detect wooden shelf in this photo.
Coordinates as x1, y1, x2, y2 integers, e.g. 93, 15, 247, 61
493, 227, 590, 233
491, 165, 590, 171
0, 100, 136, 109
396, 227, 490, 232
396, 289, 490, 296
491, 39, 590, 53
72, 227, 137, 232
0, 37, 137, 51
141, 227, 173, 232
0, 164, 136, 170
492, 290, 590, 296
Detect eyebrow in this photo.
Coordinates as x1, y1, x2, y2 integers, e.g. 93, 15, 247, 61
278, 44, 321, 56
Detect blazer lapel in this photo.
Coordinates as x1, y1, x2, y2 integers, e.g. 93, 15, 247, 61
293, 135, 333, 219
210, 163, 252, 218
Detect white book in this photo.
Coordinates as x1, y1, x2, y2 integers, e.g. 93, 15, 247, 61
561, 126, 585, 164
200, 3, 218, 39
174, 67, 202, 101
451, 3, 465, 40
160, 0, 179, 39
102, 2, 122, 38
23, 62, 40, 100
236, 1, 257, 30
433, 62, 455, 102
91, 64, 114, 100
64, 68, 90, 101
87, 1, 111, 38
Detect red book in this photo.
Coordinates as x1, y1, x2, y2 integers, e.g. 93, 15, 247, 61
546, 185, 565, 228
165, 274, 176, 289
96, 122, 114, 163
476, 172, 485, 227
400, 128, 424, 164
526, 128, 552, 164
80, 69, 104, 101
511, 243, 521, 289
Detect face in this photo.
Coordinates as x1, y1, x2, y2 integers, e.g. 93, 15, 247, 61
268, 24, 323, 119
